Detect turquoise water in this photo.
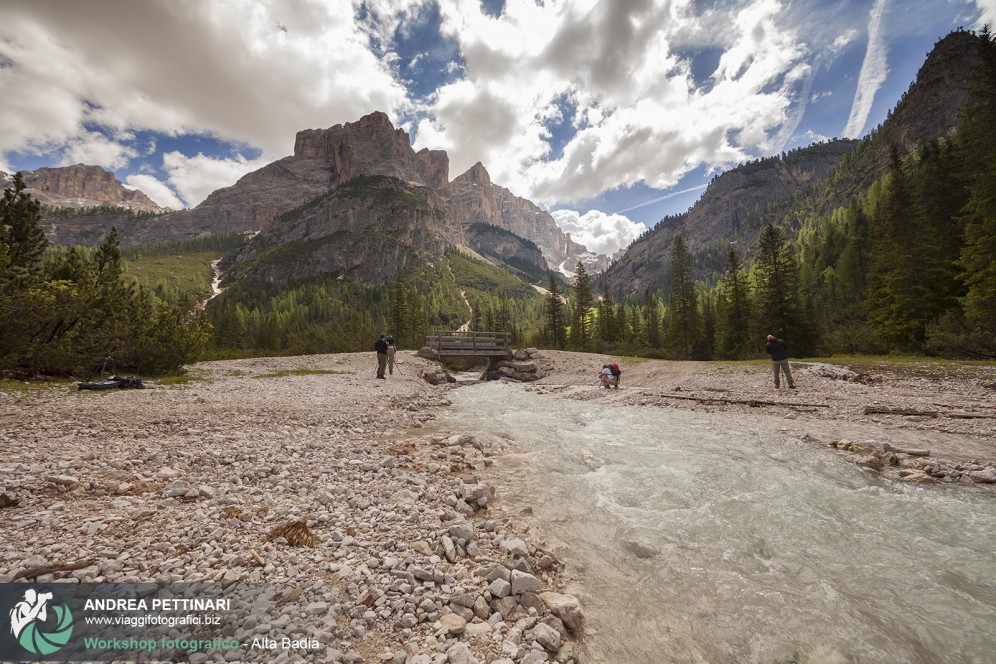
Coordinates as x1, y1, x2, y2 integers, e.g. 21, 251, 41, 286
437, 383, 996, 664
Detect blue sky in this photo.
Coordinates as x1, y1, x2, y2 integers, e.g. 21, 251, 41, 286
1, 0, 992, 256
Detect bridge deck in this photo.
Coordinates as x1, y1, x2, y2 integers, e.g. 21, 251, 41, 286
426, 330, 512, 357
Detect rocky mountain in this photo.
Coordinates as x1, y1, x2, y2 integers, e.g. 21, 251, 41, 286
600, 30, 985, 299
36, 111, 603, 286
2, 164, 167, 213
0, 165, 168, 246
444, 162, 606, 274
223, 175, 460, 285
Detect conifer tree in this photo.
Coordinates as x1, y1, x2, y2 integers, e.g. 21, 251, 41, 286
570, 261, 593, 348
753, 224, 808, 352
0, 172, 47, 281
545, 276, 567, 349
958, 26, 996, 337
715, 248, 751, 358
390, 277, 408, 347
663, 235, 700, 358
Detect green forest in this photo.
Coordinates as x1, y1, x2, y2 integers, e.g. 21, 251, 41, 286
0, 174, 209, 377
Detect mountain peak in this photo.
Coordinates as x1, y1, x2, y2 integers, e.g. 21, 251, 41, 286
15, 164, 165, 213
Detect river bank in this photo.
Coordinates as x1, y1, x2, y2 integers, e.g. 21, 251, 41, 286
436, 352, 996, 663
1, 351, 993, 663
0, 352, 581, 663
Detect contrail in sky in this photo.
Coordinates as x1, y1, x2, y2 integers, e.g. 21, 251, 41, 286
615, 184, 708, 215
843, 0, 890, 138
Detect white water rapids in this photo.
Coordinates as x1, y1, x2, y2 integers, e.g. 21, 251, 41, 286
433, 382, 996, 663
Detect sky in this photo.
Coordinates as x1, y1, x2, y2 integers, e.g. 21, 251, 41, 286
1, 0, 993, 257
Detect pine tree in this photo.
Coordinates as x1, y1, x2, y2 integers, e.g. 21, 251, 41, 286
715, 248, 751, 358
645, 299, 662, 348
570, 261, 593, 348
753, 224, 808, 351
390, 277, 408, 347
663, 235, 700, 358
545, 276, 567, 348
958, 26, 996, 338
0, 172, 47, 281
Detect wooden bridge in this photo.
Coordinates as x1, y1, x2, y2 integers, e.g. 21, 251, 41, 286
425, 330, 512, 359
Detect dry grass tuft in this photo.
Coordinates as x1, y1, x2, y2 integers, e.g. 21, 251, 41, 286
265, 520, 319, 547
222, 506, 243, 519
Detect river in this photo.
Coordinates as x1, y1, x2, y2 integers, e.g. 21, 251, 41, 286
433, 382, 996, 664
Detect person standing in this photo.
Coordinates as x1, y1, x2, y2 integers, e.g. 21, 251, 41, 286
386, 335, 397, 376
374, 333, 388, 379
765, 334, 795, 389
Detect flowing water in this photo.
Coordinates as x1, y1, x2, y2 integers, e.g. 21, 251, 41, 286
435, 382, 996, 664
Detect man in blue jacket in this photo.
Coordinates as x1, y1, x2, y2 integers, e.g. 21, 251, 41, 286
765, 334, 796, 389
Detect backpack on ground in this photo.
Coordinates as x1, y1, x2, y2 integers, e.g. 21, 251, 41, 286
610, 363, 621, 377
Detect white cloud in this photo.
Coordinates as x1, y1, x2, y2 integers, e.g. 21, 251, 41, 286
124, 174, 184, 210
409, 0, 814, 205
832, 29, 859, 53
58, 131, 137, 170
162, 151, 270, 208
843, 0, 890, 139
975, 0, 996, 26
0, 0, 409, 170
550, 209, 645, 257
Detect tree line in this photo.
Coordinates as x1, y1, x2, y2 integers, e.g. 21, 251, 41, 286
0, 173, 208, 377
547, 29, 994, 360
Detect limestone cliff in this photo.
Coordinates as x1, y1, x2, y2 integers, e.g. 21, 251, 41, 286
6, 164, 167, 213
223, 175, 461, 285
444, 162, 607, 274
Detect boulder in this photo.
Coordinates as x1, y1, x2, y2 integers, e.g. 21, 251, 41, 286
538, 592, 584, 632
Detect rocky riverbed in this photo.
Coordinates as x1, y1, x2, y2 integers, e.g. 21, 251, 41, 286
1, 351, 993, 663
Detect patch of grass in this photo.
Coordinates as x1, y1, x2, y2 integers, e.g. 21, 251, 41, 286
0, 378, 73, 391
253, 369, 351, 379
153, 375, 206, 386
797, 355, 996, 380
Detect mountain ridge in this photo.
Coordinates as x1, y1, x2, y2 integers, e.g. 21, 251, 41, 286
600, 30, 985, 299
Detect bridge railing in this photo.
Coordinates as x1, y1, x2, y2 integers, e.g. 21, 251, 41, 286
425, 330, 512, 356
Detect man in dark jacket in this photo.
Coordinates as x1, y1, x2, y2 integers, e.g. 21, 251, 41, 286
765, 334, 796, 389
374, 334, 388, 379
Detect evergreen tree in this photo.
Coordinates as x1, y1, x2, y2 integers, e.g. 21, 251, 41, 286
753, 224, 808, 351
645, 299, 662, 348
570, 261, 594, 348
0, 172, 47, 281
596, 284, 619, 344
390, 277, 408, 347
545, 276, 567, 349
715, 248, 752, 358
959, 27, 996, 335
663, 235, 700, 358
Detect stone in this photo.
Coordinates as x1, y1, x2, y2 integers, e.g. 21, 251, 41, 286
47, 475, 79, 487
555, 641, 581, 663
538, 593, 584, 632
445, 642, 476, 664
532, 622, 562, 652
166, 479, 190, 497
488, 578, 512, 598
447, 520, 475, 542
304, 602, 329, 616
967, 468, 996, 483
439, 613, 467, 635
501, 538, 529, 557
465, 621, 492, 637
510, 569, 543, 595
411, 541, 433, 556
